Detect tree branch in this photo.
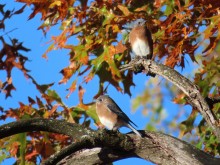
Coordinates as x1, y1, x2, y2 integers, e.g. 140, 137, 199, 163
42, 130, 135, 165
120, 59, 220, 141
42, 137, 96, 165
47, 131, 220, 165
0, 118, 93, 140
0, 119, 219, 165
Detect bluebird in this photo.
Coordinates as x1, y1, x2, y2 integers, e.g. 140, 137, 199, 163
129, 19, 153, 59
95, 95, 142, 137
128, 19, 155, 76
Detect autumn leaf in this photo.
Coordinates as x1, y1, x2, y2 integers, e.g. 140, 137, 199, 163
117, 4, 131, 16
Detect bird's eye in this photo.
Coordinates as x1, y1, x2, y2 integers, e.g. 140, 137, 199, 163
98, 98, 103, 102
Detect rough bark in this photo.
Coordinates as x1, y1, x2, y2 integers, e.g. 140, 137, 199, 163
120, 59, 220, 141
0, 118, 219, 165
57, 132, 220, 165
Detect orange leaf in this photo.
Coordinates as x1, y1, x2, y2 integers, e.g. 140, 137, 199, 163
117, 4, 131, 16
66, 80, 77, 98
48, 104, 59, 117
109, 41, 127, 55
25, 150, 39, 160
135, 5, 148, 12
10, 142, 19, 157
59, 62, 78, 84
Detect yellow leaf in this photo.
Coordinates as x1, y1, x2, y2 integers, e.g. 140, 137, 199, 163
135, 5, 148, 12
117, 4, 131, 16
49, 1, 62, 8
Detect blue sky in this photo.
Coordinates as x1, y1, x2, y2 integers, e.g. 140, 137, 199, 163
0, 1, 200, 165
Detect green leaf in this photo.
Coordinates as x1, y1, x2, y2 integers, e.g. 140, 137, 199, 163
91, 53, 105, 71
85, 107, 99, 123
164, 5, 173, 16
47, 89, 63, 104
72, 106, 99, 124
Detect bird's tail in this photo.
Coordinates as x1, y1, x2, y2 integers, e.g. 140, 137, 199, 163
127, 124, 142, 137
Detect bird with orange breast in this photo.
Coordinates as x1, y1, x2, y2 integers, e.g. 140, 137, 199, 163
129, 19, 153, 59
95, 95, 142, 137
129, 19, 155, 76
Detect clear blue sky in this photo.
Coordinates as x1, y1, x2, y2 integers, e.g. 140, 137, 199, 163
0, 1, 198, 165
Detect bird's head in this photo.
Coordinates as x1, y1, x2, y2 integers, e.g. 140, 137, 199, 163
95, 95, 110, 104
134, 18, 146, 27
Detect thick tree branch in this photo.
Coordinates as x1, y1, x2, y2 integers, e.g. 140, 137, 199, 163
47, 131, 220, 165
42, 137, 97, 165
0, 118, 93, 140
0, 119, 219, 165
120, 59, 220, 141
42, 130, 135, 165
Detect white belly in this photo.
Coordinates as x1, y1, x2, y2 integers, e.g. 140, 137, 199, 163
99, 116, 115, 130
132, 38, 150, 56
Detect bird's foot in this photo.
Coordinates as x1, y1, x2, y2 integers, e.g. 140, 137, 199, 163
132, 55, 144, 61
98, 128, 111, 136
97, 124, 105, 130
101, 128, 110, 133
111, 128, 121, 135
130, 56, 144, 74
132, 56, 156, 77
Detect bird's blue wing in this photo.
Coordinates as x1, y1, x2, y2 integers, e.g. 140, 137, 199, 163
107, 103, 137, 127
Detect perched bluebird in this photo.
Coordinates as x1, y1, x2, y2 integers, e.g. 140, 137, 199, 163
95, 95, 142, 137
128, 19, 155, 76
129, 19, 153, 59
